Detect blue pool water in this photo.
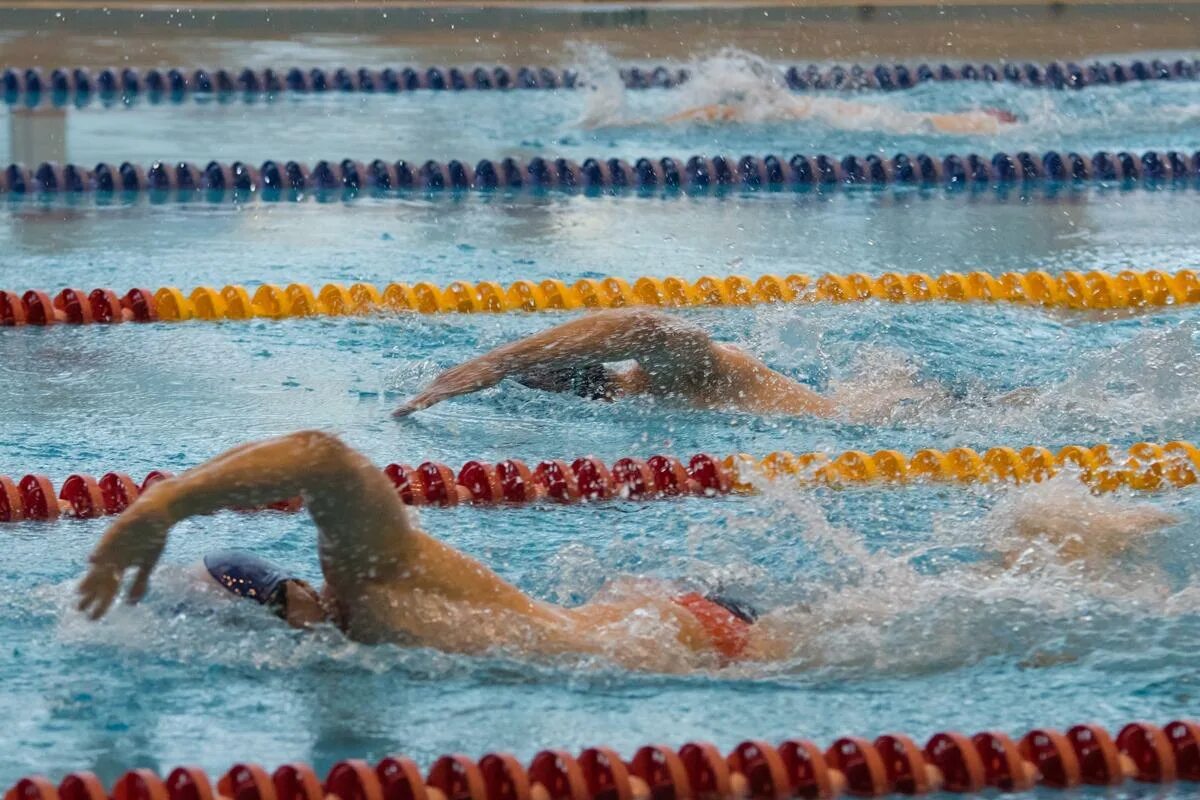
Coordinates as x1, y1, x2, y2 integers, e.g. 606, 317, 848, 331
0, 43, 1199, 792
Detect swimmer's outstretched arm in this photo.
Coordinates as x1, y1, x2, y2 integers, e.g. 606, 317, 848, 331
661, 99, 1014, 136
78, 430, 415, 619
393, 308, 718, 416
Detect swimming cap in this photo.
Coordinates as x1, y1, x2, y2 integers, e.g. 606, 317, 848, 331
704, 592, 759, 624
203, 550, 292, 609
515, 364, 616, 401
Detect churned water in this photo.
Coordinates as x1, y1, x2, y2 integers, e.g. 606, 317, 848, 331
0, 47, 1197, 790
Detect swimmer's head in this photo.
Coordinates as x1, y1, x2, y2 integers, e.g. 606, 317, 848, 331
202, 550, 326, 628
516, 364, 620, 401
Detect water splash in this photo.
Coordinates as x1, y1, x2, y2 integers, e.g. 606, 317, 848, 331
572, 47, 1017, 136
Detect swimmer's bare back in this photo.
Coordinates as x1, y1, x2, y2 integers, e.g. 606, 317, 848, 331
394, 308, 835, 418
77, 431, 776, 671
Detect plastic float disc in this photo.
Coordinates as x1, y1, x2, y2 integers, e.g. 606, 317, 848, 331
1164, 720, 1200, 780
0, 475, 25, 521
416, 462, 459, 506
971, 732, 1036, 791
60, 474, 105, 518
496, 459, 538, 503
58, 774, 107, 800
113, 771, 169, 800
122, 288, 158, 322
478, 753, 532, 800
629, 745, 690, 800
324, 760, 384, 800
426, 755, 486, 800
647, 455, 692, 495
53, 288, 94, 324
578, 747, 634, 800
873, 734, 933, 795
4, 777, 58, 800
165, 768, 216, 800
777, 740, 836, 799
1018, 729, 1081, 789
88, 289, 126, 323
218, 766, 275, 800
611, 457, 654, 500
1116, 722, 1176, 782
384, 464, 426, 505
532, 460, 580, 503
19, 475, 58, 520
677, 742, 733, 798
571, 457, 614, 501
528, 751, 588, 800
0, 290, 27, 325
458, 461, 503, 504
922, 733, 985, 793
140, 471, 174, 491
21, 291, 56, 325
270, 767, 321, 800
726, 741, 789, 800
1066, 724, 1123, 785
824, 738, 887, 796
375, 758, 428, 800
687, 454, 731, 494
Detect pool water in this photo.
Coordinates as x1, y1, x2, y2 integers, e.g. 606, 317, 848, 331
0, 44, 1199, 792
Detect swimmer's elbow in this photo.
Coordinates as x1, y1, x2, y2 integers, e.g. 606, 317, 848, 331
287, 430, 358, 473
290, 429, 348, 453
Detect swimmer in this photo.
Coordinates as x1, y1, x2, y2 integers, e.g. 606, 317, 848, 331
77, 431, 778, 672
76, 432, 1178, 672
662, 97, 1019, 135
394, 308, 837, 418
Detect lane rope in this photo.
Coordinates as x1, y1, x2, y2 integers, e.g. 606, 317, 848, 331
3, 270, 1199, 327
2, 57, 1197, 104
3, 441, 1195, 521
5, 719, 1198, 800
4, 150, 1200, 198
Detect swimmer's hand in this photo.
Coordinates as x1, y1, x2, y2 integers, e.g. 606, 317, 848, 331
77, 490, 174, 620
394, 359, 507, 417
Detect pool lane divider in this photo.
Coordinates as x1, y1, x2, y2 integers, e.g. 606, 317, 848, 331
3, 441, 1195, 522
5, 719, 1199, 800
4, 150, 1200, 198
4, 270, 1199, 327
3, 56, 1197, 105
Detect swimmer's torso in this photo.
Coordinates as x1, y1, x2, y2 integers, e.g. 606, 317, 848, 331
319, 531, 727, 670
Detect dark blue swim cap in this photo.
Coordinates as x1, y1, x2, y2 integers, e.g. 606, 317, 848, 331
203, 550, 292, 608
704, 592, 759, 624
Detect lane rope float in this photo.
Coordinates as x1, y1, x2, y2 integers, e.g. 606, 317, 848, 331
3, 270, 1199, 327
2, 441, 1195, 521
2, 56, 1197, 105
5, 719, 1198, 800
4, 149, 1200, 199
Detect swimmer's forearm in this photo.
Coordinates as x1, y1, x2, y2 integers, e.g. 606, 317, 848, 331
156, 432, 339, 521
396, 310, 666, 415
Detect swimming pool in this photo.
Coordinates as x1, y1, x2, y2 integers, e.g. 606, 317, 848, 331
0, 20, 1198, 797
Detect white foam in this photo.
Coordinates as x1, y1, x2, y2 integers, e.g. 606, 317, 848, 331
572, 46, 1015, 136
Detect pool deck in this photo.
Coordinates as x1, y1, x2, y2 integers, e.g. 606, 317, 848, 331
0, 0, 1197, 64
6, 0, 1200, 7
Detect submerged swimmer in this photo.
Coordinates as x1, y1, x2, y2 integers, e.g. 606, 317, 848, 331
78, 431, 772, 672
660, 95, 1019, 135
394, 308, 838, 418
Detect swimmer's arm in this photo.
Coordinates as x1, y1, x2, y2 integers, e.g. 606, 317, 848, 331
662, 104, 741, 124
78, 431, 413, 619
394, 308, 716, 416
